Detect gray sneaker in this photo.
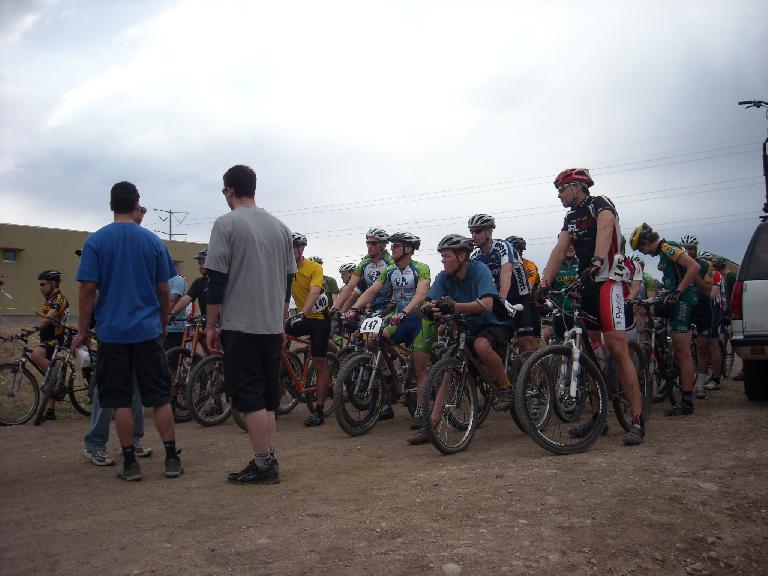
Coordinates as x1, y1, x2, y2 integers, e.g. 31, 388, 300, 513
117, 461, 143, 481
622, 423, 645, 446
83, 448, 116, 467
134, 441, 153, 458
695, 382, 708, 400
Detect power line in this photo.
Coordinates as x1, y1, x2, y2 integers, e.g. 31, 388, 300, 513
181, 143, 756, 225
153, 208, 189, 240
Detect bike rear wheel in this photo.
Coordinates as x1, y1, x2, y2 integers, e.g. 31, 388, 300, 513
277, 351, 303, 415
514, 345, 607, 455
34, 358, 65, 426
166, 347, 203, 423
0, 363, 39, 426
67, 361, 92, 416
333, 353, 383, 436
186, 354, 232, 426
612, 341, 653, 429
424, 356, 479, 455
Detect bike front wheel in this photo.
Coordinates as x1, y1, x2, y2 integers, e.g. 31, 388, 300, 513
514, 345, 607, 455
424, 356, 479, 455
333, 353, 383, 437
165, 347, 203, 423
186, 354, 232, 426
0, 363, 39, 425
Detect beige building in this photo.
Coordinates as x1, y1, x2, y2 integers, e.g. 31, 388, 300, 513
0, 223, 206, 321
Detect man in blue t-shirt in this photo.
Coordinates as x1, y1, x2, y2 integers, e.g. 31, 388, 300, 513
412, 234, 514, 444
72, 181, 183, 482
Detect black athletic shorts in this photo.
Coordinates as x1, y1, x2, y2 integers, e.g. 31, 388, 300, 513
508, 294, 541, 339
220, 331, 281, 413
96, 337, 170, 408
164, 332, 183, 350
470, 325, 512, 356
284, 314, 331, 357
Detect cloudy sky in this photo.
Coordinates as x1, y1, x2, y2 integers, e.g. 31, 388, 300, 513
1, 0, 767, 280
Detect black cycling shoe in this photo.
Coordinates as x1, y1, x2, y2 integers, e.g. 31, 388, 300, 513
304, 410, 325, 427
379, 404, 395, 420
664, 401, 694, 417
622, 424, 645, 446
228, 459, 280, 485
569, 415, 608, 439
407, 428, 430, 445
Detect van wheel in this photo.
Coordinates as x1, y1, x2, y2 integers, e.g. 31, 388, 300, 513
743, 361, 768, 401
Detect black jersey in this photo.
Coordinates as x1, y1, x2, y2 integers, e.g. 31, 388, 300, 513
561, 195, 623, 282
187, 276, 208, 316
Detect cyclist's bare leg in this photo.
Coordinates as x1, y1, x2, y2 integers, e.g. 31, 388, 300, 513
705, 337, 721, 379
473, 337, 509, 386
603, 329, 643, 417
312, 356, 331, 407
152, 403, 176, 442
243, 409, 276, 453
671, 332, 695, 393
413, 351, 430, 405
31, 346, 55, 410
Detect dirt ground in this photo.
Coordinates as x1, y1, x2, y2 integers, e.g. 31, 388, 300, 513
1, 358, 767, 576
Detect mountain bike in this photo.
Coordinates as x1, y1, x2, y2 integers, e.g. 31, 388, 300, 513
165, 315, 208, 423
276, 333, 339, 418
30, 326, 94, 425
333, 310, 417, 437
514, 279, 651, 455
421, 308, 525, 455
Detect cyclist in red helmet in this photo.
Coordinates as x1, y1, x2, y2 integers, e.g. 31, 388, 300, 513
537, 168, 645, 445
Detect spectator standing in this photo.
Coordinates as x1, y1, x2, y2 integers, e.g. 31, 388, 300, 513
72, 182, 182, 482
204, 165, 296, 485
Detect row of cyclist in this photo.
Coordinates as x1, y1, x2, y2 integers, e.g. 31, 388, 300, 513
274, 169, 734, 452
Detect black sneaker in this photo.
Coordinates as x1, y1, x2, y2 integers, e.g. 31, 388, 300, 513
117, 461, 143, 482
664, 401, 694, 417
164, 456, 184, 478
569, 415, 608, 439
304, 409, 324, 427
493, 387, 515, 411
44, 410, 57, 421
379, 404, 395, 421
622, 423, 645, 446
228, 459, 280, 485
406, 428, 430, 445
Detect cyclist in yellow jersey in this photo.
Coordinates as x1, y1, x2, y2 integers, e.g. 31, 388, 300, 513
27, 270, 70, 420
284, 233, 332, 427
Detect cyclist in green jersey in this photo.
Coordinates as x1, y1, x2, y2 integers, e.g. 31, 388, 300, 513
631, 223, 700, 416
346, 232, 434, 433
336, 228, 395, 314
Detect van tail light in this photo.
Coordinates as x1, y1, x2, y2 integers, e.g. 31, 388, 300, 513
731, 281, 744, 320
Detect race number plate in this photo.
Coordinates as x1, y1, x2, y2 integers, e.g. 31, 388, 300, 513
312, 293, 329, 313
359, 316, 384, 334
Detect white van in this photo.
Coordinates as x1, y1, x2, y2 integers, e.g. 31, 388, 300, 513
731, 221, 768, 400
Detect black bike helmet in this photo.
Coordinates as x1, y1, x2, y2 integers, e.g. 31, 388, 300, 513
38, 270, 62, 285
505, 235, 526, 252
292, 232, 308, 247
196, 248, 208, 261
467, 214, 496, 230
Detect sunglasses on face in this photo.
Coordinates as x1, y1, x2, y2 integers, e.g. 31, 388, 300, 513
365, 240, 380, 246
39, 282, 48, 287
469, 228, 487, 235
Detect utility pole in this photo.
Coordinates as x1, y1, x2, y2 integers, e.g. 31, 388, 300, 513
738, 100, 768, 222
153, 208, 189, 240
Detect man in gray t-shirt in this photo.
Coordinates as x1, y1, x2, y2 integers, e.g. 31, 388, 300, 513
205, 164, 296, 485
